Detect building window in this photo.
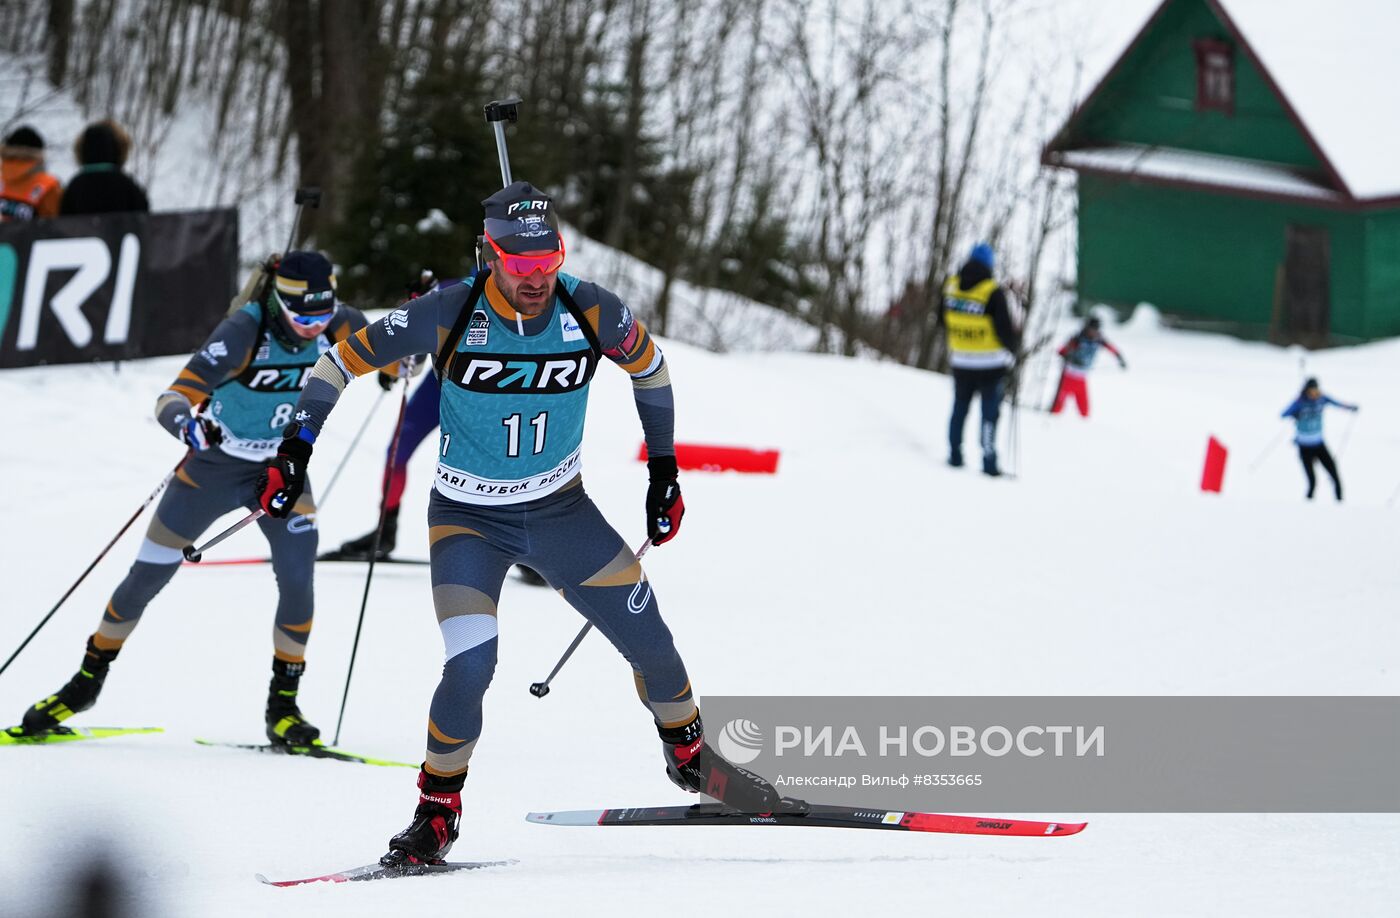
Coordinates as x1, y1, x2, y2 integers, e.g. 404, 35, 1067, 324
1194, 38, 1234, 114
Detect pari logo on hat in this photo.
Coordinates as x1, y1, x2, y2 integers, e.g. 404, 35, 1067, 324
483, 181, 562, 255
506, 199, 550, 215
275, 250, 337, 313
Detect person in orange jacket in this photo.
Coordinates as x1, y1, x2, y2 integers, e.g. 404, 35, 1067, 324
0, 125, 62, 222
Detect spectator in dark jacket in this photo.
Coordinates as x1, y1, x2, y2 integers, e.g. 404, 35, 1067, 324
60, 120, 149, 216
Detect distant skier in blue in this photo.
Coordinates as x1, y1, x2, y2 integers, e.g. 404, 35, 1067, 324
1281, 377, 1358, 501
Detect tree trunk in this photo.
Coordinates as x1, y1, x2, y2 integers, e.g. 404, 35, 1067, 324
46, 0, 73, 87
281, 0, 320, 245
604, 0, 651, 250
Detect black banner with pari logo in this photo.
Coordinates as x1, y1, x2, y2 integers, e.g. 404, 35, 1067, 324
0, 209, 238, 368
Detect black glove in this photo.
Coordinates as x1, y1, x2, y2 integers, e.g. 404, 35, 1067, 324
646, 455, 685, 545
377, 369, 397, 392
257, 425, 314, 517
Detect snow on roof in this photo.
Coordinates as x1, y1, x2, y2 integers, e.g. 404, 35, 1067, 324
1215, 0, 1400, 200
1052, 143, 1345, 202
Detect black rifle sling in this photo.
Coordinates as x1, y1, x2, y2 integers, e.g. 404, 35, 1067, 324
437, 271, 604, 382
553, 283, 604, 363
435, 268, 493, 379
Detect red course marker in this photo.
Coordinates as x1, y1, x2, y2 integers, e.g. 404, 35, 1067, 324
1201, 435, 1228, 493
638, 443, 780, 474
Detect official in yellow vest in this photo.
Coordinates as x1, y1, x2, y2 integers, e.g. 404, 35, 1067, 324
944, 242, 1020, 476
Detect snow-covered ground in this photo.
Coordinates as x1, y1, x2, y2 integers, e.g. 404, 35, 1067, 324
1, 308, 1397, 916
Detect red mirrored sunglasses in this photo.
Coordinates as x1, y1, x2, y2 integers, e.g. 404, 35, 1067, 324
484, 232, 565, 277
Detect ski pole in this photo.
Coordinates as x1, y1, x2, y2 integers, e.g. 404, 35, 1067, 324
1246, 427, 1288, 472
1334, 411, 1359, 460
529, 539, 653, 699
332, 376, 411, 746
316, 386, 388, 510
0, 453, 189, 680
182, 509, 265, 563
1007, 389, 1021, 479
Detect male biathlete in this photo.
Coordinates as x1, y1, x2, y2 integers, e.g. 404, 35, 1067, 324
256, 182, 789, 867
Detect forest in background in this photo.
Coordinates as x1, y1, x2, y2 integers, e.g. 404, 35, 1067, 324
1, 0, 1091, 369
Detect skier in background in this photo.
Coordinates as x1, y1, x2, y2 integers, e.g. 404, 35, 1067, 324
257, 181, 794, 868
325, 270, 444, 562
13, 252, 367, 747
944, 242, 1020, 477
0, 125, 62, 221
1050, 317, 1126, 417
1282, 377, 1357, 501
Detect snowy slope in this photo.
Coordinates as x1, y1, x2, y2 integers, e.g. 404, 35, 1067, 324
1, 309, 1397, 916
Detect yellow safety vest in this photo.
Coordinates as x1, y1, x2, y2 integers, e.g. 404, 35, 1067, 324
942, 276, 1012, 370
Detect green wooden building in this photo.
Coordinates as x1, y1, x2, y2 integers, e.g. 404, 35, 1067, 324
1044, 0, 1400, 344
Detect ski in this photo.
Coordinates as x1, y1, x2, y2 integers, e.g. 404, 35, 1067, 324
1, 725, 162, 746
194, 738, 416, 768
257, 859, 517, 886
526, 802, 1086, 837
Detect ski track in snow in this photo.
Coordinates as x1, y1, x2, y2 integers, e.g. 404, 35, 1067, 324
1, 310, 1398, 915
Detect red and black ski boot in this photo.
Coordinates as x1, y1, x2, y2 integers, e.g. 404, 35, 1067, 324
380, 769, 463, 868
660, 712, 785, 813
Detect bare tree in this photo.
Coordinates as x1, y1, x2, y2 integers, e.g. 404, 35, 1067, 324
779, 0, 919, 355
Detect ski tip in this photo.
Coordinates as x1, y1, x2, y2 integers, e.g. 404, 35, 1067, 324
525, 810, 604, 826
1051, 821, 1088, 836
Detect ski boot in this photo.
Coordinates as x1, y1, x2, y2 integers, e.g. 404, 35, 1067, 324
324, 508, 398, 561
660, 712, 785, 813
380, 769, 463, 868
264, 659, 322, 746
19, 636, 118, 735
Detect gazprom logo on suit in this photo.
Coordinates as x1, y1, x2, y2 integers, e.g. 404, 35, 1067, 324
449, 351, 596, 394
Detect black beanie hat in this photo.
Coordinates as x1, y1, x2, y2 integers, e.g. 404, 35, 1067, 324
2, 125, 45, 153
482, 181, 562, 254
274, 251, 337, 313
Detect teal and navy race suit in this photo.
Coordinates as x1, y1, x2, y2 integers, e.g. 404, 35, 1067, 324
1281, 392, 1356, 499
84, 299, 367, 667
291, 269, 690, 780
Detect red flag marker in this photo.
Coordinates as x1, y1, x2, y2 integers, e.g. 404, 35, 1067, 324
1201, 436, 1228, 493
638, 443, 780, 474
